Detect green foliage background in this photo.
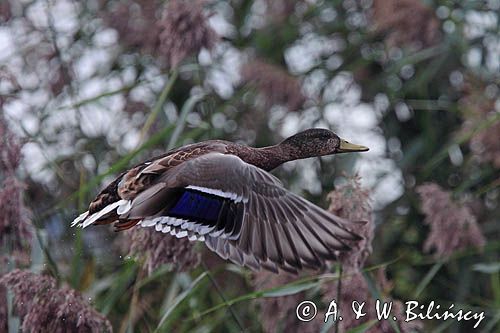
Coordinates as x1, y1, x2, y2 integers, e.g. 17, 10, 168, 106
0, 0, 498, 332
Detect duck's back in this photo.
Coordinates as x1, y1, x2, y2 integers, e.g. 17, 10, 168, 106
87, 140, 233, 216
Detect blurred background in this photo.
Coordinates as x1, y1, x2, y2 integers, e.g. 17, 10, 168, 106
0, 0, 499, 332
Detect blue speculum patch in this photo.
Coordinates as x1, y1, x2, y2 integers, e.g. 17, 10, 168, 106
169, 190, 223, 222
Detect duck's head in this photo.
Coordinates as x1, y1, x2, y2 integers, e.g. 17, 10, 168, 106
280, 128, 369, 158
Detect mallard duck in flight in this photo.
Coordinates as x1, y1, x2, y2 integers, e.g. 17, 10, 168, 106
72, 128, 369, 273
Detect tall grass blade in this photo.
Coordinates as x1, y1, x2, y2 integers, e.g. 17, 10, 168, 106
155, 272, 209, 332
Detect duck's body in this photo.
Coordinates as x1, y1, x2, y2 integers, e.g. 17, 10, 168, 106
72, 129, 368, 273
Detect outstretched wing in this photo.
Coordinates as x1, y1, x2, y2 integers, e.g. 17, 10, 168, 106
158, 153, 361, 273
72, 153, 362, 273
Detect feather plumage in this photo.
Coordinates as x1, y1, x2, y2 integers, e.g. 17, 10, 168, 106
71, 129, 369, 273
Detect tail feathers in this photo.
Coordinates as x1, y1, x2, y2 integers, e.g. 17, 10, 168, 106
71, 199, 131, 229
71, 211, 89, 227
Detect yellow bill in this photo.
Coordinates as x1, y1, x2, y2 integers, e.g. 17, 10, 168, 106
338, 139, 369, 153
